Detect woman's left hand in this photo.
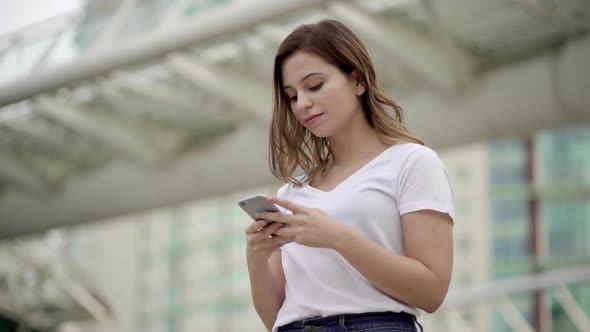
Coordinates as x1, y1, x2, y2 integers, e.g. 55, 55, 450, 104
255, 197, 353, 249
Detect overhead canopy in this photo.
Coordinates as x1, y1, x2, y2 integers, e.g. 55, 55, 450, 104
0, 0, 589, 239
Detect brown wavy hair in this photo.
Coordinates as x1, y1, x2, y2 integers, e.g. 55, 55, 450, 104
269, 19, 423, 186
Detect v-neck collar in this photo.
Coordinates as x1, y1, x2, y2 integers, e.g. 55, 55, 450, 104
303, 143, 409, 194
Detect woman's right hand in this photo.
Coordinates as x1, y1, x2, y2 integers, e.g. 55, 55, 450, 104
245, 220, 287, 266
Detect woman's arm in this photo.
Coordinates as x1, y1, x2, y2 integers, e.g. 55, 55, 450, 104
333, 209, 453, 313
248, 250, 286, 331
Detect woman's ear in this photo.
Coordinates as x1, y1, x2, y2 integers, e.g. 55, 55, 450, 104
351, 72, 366, 96
355, 81, 366, 96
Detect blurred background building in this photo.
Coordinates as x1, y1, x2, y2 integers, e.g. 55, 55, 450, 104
0, 0, 589, 331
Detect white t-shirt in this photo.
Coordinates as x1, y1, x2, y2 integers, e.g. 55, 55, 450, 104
272, 143, 455, 331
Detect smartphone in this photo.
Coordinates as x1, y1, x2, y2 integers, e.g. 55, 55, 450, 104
237, 194, 281, 223
238, 194, 293, 245
238, 195, 293, 245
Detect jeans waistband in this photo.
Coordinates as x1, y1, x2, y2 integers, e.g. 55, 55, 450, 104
279, 311, 417, 330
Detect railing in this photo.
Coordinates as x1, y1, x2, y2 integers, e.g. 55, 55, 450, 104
424, 266, 590, 332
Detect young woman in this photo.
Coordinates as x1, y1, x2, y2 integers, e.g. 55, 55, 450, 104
245, 19, 454, 332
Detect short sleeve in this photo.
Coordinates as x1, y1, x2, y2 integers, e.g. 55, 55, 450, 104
396, 147, 455, 222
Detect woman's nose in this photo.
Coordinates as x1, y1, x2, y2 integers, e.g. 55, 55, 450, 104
296, 93, 312, 111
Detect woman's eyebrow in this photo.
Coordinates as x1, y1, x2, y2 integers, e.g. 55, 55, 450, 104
284, 72, 323, 90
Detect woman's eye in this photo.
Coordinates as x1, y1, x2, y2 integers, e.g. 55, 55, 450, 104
309, 83, 323, 92
289, 96, 297, 103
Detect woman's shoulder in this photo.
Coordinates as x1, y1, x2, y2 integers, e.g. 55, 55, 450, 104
388, 143, 448, 178
387, 142, 440, 163
276, 174, 307, 197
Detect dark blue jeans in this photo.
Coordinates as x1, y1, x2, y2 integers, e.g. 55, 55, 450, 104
277, 311, 423, 332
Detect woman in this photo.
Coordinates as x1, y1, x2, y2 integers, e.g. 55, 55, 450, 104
245, 19, 454, 332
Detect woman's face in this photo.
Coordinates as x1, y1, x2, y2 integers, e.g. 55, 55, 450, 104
281, 51, 365, 138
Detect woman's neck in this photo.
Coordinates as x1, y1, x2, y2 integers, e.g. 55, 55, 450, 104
327, 116, 388, 168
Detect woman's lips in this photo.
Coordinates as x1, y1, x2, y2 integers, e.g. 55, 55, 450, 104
305, 113, 323, 124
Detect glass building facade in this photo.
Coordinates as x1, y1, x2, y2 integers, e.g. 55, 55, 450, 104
489, 125, 590, 332
132, 189, 278, 332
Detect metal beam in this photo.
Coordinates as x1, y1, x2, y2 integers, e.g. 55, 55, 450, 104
444, 309, 475, 332
0, 151, 53, 195
0, 250, 60, 329
9, 249, 111, 327
35, 97, 164, 165
109, 73, 204, 114
2, 120, 65, 149
495, 297, 535, 332
100, 78, 239, 132
31, 30, 66, 73
167, 53, 271, 124
240, 36, 276, 81
554, 286, 590, 332
507, 0, 590, 32
328, 1, 468, 93
445, 266, 590, 308
91, 0, 138, 50
0, 11, 82, 54
98, 82, 181, 123
52, 272, 110, 324
159, 0, 194, 28
256, 24, 290, 43
1, 120, 108, 168
0, 0, 320, 107
421, 0, 474, 88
